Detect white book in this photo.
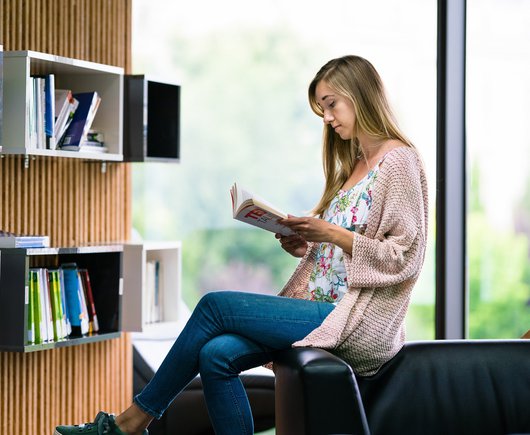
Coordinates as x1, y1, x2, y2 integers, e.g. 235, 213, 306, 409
37, 268, 52, 342
76, 272, 90, 335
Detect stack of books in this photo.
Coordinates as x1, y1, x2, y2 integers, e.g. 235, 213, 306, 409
0, 231, 50, 248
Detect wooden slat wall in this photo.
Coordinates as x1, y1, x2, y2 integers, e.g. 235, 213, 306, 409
0, 1, 134, 433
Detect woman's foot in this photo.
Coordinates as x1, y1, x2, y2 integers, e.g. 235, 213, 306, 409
54, 411, 149, 435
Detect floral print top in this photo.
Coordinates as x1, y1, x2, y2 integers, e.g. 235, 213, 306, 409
307, 157, 385, 304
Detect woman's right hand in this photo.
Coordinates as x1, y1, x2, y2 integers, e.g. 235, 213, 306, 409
275, 233, 308, 258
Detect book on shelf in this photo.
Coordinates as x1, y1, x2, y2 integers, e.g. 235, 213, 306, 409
230, 182, 295, 236
39, 268, 54, 342
59, 91, 101, 149
32, 77, 46, 149
54, 89, 79, 145
28, 269, 40, 344
79, 269, 99, 333
29, 74, 57, 150
0, 231, 50, 248
42, 74, 56, 149
58, 267, 72, 336
144, 260, 162, 324
48, 269, 68, 341
61, 263, 89, 336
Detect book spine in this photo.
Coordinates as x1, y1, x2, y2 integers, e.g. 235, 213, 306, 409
62, 264, 83, 336
80, 269, 99, 333
30, 269, 43, 344
44, 74, 56, 149
76, 271, 90, 335
58, 268, 71, 336
27, 272, 35, 344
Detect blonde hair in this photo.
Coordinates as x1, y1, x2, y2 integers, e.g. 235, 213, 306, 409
308, 55, 414, 217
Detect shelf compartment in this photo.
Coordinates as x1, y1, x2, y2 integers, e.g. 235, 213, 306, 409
0, 245, 123, 352
2, 50, 123, 161
123, 75, 180, 162
122, 241, 182, 331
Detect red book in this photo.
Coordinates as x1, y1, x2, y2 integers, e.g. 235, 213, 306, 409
79, 269, 99, 333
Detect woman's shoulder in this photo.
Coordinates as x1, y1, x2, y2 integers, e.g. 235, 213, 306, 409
380, 144, 423, 171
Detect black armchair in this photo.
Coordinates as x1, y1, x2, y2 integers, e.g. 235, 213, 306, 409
273, 340, 530, 435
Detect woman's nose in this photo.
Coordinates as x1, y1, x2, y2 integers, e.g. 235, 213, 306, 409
323, 112, 334, 124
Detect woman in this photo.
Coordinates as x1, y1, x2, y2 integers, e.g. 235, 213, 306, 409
55, 55, 428, 435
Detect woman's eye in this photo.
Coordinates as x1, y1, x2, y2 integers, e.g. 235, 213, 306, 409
329, 101, 335, 108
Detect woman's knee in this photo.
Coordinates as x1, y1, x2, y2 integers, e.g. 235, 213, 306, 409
196, 290, 231, 310
199, 334, 240, 376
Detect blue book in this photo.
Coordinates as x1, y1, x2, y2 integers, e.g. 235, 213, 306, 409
59, 91, 100, 149
61, 263, 89, 336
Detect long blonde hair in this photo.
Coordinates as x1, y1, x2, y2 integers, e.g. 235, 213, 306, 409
308, 55, 413, 217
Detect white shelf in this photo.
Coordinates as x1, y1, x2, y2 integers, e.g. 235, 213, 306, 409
122, 241, 182, 332
2, 50, 123, 160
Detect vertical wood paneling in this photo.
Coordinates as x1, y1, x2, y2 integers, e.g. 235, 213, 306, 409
1, 1, 134, 433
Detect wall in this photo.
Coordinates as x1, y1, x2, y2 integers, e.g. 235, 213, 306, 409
0, 1, 133, 432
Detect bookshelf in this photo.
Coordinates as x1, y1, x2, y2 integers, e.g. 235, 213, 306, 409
1, 50, 123, 161
123, 75, 180, 162
122, 241, 182, 333
0, 245, 123, 352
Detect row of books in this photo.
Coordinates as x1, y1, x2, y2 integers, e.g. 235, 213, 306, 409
27, 264, 99, 345
27, 73, 105, 152
143, 260, 163, 324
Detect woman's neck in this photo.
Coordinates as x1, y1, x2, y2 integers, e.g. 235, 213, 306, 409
358, 133, 388, 161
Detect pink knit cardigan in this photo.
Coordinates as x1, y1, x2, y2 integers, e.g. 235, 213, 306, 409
278, 146, 429, 376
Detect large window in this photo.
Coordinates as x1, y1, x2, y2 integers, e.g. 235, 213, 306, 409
467, 0, 530, 338
132, 0, 437, 340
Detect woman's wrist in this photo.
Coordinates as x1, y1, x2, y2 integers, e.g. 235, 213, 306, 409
329, 224, 354, 254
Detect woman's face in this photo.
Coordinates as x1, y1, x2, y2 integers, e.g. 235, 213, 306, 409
315, 80, 356, 140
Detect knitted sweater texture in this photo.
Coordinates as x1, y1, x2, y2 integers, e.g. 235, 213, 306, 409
278, 147, 429, 376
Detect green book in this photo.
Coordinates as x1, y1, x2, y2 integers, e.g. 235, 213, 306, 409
48, 269, 65, 341
29, 269, 43, 344
27, 273, 35, 344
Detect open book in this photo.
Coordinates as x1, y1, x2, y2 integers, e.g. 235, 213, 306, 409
230, 183, 296, 236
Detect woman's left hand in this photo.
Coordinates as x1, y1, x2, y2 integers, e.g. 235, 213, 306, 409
279, 215, 335, 243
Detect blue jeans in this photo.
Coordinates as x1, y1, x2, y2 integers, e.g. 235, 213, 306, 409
133, 290, 335, 435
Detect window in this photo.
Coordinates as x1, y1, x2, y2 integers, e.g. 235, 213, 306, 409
132, 0, 437, 339
467, 0, 530, 338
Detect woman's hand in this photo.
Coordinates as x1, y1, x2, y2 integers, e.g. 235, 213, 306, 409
275, 232, 308, 258
279, 215, 334, 243
279, 215, 355, 255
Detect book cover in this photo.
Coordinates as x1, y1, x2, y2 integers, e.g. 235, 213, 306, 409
48, 269, 66, 340
230, 182, 295, 236
61, 263, 89, 336
38, 268, 54, 342
58, 268, 72, 336
59, 91, 100, 148
76, 271, 90, 335
54, 89, 79, 144
27, 270, 36, 344
79, 269, 99, 333
0, 230, 50, 248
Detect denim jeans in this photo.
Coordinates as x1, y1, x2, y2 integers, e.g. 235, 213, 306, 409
133, 290, 335, 435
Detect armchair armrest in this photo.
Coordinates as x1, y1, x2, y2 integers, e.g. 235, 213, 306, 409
273, 348, 370, 435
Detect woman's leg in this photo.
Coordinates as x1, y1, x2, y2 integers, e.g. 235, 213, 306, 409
199, 333, 274, 435
133, 291, 334, 424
